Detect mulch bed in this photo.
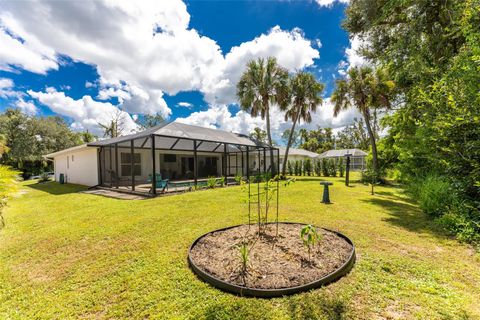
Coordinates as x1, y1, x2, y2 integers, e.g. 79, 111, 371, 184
189, 223, 353, 289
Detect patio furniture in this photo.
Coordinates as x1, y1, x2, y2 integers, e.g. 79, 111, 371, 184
147, 173, 169, 193
320, 181, 333, 204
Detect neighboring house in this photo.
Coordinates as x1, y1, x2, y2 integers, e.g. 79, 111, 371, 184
318, 148, 367, 170
45, 122, 277, 195
275, 147, 320, 172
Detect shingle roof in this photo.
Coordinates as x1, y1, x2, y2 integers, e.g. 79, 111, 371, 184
277, 147, 320, 158
318, 148, 368, 158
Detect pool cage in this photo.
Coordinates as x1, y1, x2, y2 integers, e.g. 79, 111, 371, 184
89, 122, 280, 196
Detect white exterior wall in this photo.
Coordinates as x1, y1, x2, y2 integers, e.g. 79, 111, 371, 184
53, 147, 99, 186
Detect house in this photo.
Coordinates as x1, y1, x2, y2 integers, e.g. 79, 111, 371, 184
317, 148, 367, 170
275, 147, 320, 172
45, 122, 278, 195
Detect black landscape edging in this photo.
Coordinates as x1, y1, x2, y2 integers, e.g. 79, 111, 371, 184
188, 222, 356, 298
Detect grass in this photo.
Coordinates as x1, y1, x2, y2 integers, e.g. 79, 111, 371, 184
0, 175, 479, 319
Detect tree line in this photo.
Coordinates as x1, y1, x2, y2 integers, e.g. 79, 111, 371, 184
341, 0, 480, 246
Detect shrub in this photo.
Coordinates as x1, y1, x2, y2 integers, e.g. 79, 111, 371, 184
314, 160, 321, 176
304, 159, 312, 176
328, 159, 337, 177
39, 172, 51, 183
287, 161, 293, 175
0, 165, 19, 230
410, 174, 453, 217
294, 160, 300, 176
338, 158, 345, 177
321, 158, 329, 177
436, 203, 480, 248
206, 176, 217, 189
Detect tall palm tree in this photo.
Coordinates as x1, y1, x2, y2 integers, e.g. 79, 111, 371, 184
331, 66, 394, 172
282, 72, 324, 175
237, 57, 289, 174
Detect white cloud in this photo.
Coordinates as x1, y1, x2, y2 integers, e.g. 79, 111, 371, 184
338, 35, 368, 75
315, 0, 349, 7
15, 98, 37, 115
202, 26, 320, 105
177, 102, 193, 109
28, 88, 138, 136
0, 77, 19, 98
176, 105, 265, 135
177, 98, 360, 144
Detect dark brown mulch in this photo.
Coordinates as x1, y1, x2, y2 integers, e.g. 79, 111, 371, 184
189, 223, 353, 289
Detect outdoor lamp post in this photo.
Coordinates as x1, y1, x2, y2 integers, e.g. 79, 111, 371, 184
344, 153, 352, 186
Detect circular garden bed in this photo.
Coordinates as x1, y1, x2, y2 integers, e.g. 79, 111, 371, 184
188, 222, 355, 298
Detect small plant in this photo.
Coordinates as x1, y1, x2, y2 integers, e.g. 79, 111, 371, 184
339, 158, 345, 177
218, 176, 226, 187
238, 241, 250, 275
206, 176, 217, 189
234, 174, 243, 185
38, 172, 51, 183
300, 224, 322, 262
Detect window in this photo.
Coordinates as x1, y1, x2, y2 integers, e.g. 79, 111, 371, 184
120, 153, 141, 176
67, 155, 69, 169
164, 154, 177, 162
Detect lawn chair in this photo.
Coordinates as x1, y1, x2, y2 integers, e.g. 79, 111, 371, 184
147, 173, 169, 194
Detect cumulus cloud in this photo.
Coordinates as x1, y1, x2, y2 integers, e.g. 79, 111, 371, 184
15, 98, 37, 115
202, 26, 319, 105
338, 35, 368, 76
28, 88, 138, 136
0, 77, 19, 98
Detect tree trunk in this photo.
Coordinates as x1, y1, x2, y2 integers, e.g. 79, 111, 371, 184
363, 110, 378, 173
281, 111, 299, 175
265, 102, 276, 175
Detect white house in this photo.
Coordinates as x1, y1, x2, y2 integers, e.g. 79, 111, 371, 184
318, 148, 367, 170
45, 122, 278, 195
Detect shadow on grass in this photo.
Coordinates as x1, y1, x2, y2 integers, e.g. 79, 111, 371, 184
202, 293, 348, 320
362, 191, 446, 238
287, 293, 348, 320
25, 181, 86, 195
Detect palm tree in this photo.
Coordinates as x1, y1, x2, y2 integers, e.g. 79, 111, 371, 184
331, 66, 394, 172
298, 128, 309, 145
282, 72, 324, 175
237, 57, 289, 174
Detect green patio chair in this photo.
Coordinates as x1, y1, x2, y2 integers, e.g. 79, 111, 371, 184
147, 173, 169, 193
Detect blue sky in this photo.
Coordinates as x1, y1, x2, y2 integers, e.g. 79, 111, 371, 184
0, 0, 358, 139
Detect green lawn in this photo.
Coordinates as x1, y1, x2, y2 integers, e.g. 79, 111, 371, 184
1, 176, 479, 319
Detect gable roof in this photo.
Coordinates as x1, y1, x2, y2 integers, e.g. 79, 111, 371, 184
318, 148, 368, 158
277, 147, 320, 158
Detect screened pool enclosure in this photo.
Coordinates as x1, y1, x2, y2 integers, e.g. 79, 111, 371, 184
88, 122, 280, 195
